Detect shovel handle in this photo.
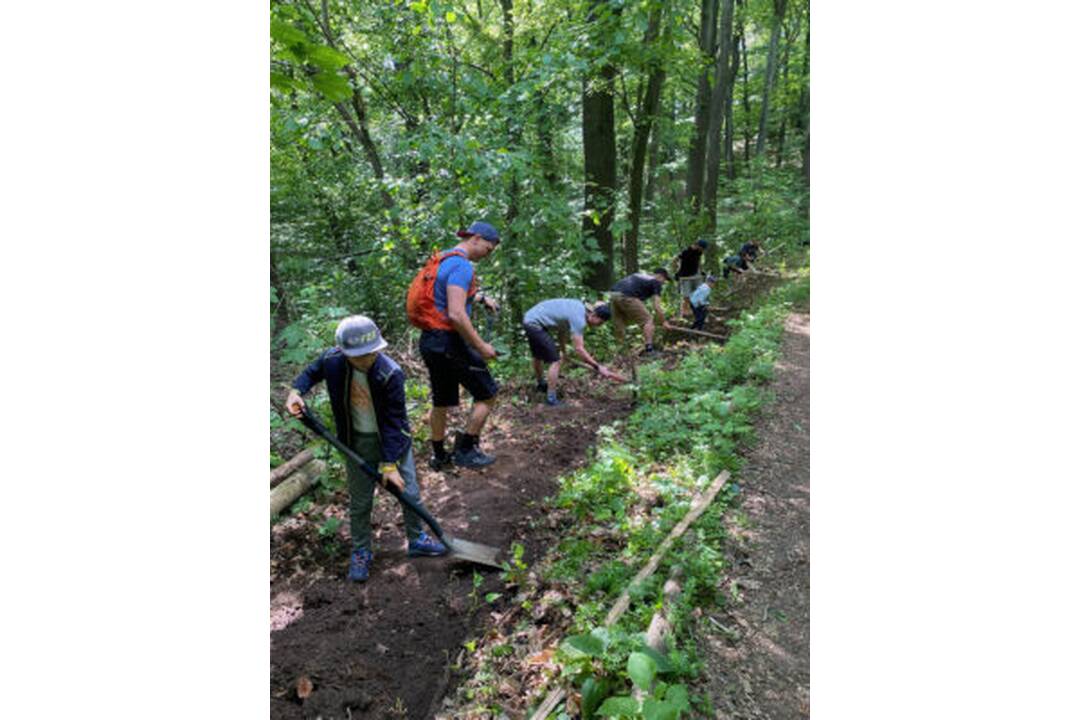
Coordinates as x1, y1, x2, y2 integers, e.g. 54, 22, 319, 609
297, 407, 449, 545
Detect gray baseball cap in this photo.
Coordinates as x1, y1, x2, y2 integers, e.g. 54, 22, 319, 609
335, 315, 388, 357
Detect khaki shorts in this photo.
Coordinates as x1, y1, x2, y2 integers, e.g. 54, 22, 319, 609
678, 275, 703, 298
610, 293, 652, 338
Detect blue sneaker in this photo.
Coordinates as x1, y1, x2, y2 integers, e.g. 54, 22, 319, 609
453, 446, 496, 468
348, 548, 373, 582
408, 531, 448, 557
544, 394, 564, 407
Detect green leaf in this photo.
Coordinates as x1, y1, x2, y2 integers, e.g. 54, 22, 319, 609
270, 71, 300, 93
484, 592, 502, 603
627, 651, 657, 690
310, 71, 351, 102
595, 695, 639, 717
561, 633, 604, 658
445, 10, 457, 22
308, 44, 351, 71
270, 19, 308, 48
664, 684, 690, 713
580, 676, 609, 720
635, 646, 673, 673
642, 698, 678, 720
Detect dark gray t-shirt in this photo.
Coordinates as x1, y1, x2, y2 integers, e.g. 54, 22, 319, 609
611, 273, 664, 300
523, 299, 588, 337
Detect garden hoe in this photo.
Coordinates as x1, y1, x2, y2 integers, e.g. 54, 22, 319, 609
297, 407, 504, 569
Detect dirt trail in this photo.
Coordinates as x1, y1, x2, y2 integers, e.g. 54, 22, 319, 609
700, 313, 810, 719
267, 274, 785, 720
270, 375, 635, 720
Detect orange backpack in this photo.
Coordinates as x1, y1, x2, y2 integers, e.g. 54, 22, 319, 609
406, 248, 476, 330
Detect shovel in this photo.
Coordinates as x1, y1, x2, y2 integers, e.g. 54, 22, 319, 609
297, 406, 504, 569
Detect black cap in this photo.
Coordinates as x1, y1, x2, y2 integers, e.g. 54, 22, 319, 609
653, 268, 671, 280
591, 302, 611, 321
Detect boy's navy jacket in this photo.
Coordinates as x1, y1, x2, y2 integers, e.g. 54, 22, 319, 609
292, 349, 411, 464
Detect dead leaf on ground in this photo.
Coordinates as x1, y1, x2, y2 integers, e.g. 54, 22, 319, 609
296, 675, 314, 699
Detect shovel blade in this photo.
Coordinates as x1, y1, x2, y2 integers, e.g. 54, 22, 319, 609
446, 536, 504, 569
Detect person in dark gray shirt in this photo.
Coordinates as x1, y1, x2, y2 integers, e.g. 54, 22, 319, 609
608, 268, 672, 356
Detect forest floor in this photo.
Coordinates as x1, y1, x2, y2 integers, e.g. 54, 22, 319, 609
269, 272, 793, 720
698, 312, 810, 719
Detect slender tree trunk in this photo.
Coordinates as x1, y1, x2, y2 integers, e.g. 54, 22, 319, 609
774, 23, 793, 168
701, 0, 735, 232
309, 1, 397, 215
499, 0, 524, 322
741, 30, 751, 163
582, 1, 618, 290
643, 86, 664, 207
536, 89, 559, 188
724, 22, 740, 180
685, 0, 719, 213
797, 19, 810, 187
755, 0, 788, 157
624, 3, 666, 275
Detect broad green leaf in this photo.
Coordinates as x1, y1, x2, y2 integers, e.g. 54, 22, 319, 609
642, 698, 678, 720
627, 651, 657, 690
664, 684, 690, 712
310, 71, 351, 102
580, 676, 609, 720
636, 645, 672, 673
445, 10, 457, 22
270, 71, 300, 93
270, 19, 307, 48
308, 44, 351, 71
595, 695, 639, 717
561, 633, 604, 658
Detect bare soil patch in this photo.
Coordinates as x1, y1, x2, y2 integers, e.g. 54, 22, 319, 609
270, 374, 635, 720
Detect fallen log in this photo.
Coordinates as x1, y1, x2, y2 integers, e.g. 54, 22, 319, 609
604, 470, 729, 625
664, 324, 727, 341
634, 567, 684, 702
528, 471, 730, 720
270, 459, 325, 517
270, 449, 315, 489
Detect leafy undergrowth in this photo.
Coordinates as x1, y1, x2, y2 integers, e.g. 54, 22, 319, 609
436, 276, 808, 720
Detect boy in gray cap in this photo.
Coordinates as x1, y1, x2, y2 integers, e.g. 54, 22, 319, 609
286, 315, 447, 582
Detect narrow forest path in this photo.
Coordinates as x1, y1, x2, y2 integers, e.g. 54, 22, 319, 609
700, 312, 810, 719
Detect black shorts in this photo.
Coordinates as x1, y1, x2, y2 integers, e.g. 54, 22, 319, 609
419, 330, 499, 407
523, 322, 560, 363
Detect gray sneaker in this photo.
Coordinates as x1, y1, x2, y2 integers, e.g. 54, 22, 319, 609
453, 447, 495, 468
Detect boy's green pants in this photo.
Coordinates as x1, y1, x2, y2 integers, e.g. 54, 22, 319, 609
345, 432, 425, 552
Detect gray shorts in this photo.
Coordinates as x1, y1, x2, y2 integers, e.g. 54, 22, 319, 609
678, 275, 703, 298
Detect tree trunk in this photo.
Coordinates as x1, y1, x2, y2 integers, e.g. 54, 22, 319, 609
582, 1, 618, 291
797, 19, 810, 187
643, 86, 664, 207
741, 30, 751, 163
311, 1, 396, 213
701, 0, 735, 233
774, 13, 801, 168
624, 3, 666, 275
499, 0, 524, 324
755, 0, 789, 157
685, 0, 719, 213
724, 22, 740, 181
